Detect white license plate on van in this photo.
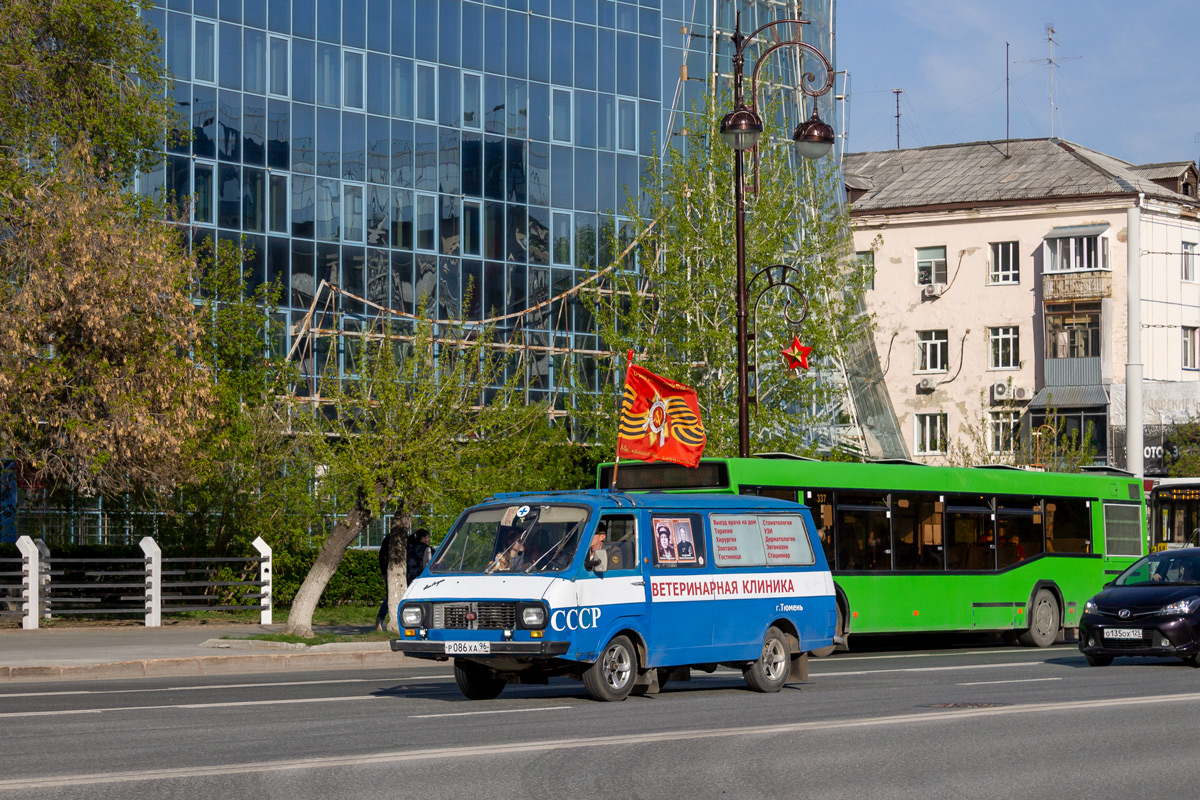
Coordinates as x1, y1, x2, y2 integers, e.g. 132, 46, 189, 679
1103, 628, 1142, 640
444, 641, 491, 655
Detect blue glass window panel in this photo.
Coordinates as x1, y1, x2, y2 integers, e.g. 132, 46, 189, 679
615, 3, 635, 31
484, 74, 504, 135
439, 0, 460, 66
345, 51, 365, 109
551, 89, 570, 142
415, 254, 436, 316
661, 0, 680, 17
168, 155, 190, 218
440, 197, 460, 257
391, 120, 413, 187
194, 0, 216, 18
574, 149, 596, 211
484, 202, 504, 261
368, 0, 389, 52
415, 196, 435, 251
462, 202, 481, 257
617, 153, 638, 202
639, 7, 657, 34
316, 44, 340, 106
268, 36, 288, 95
439, 256, 460, 317
293, 0, 315, 38
575, 26, 596, 90
462, 259, 482, 319
440, 127, 460, 195
343, 185, 365, 242
367, 115, 389, 183
219, 23, 240, 89
268, 0, 289, 33
218, 164, 240, 227
551, 0, 571, 20
507, 0, 527, 12
575, 212, 596, 269
391, 0, 413, 57
506, 79, 526, 138
639, 99, 655, 156
243, 29, 265, 94
527, 15, 549, 83
576, 0, 597, 24
315, 178, 340, 240
550, 22, 571, 83
244, 1, 265, 28
167, 12, 191, 81
484, 7, 504, 74
527, 142, 549, 206
267, 236, 289, 294
483, 135, 504, 200
339, 247, 363, 314
507, 262, 526, 313
484, 260, 505, 319
317, 0, 339, 42
439, 66, 460, 127
193, 85, 216, 158
529, 0, 550, 14
269, 173, 288, 232
506, 139, 526, 203
551, 213, 570, 264
219, 0, 240, 23
146, 8, 165, 74
616, 33, 636, 95
343, 112, 365, 181
316, 107, 340, 177
242, 93, 265, 165
461, 2, 482, 71
461, 132, 483, 197
414, 124, 437, 191
366, 248, 388, 306
139, 159, 165, 203
574, 90, 595, 149
291, 103, 314, 173
194, 163, 214, 223
292, 39, 315, 103
506, 12, 526, 78
597, 151, 615, 211
528, 206, 549, 266
291, 240, 315, 310
243, 167, 265, 232
343, 0, 366, 49
617, 97, 635, 151
597, 28, 614, 92
391, 251, 414, 314
169, 83, 191, 154
528, 82, 548, 141
367, 185, 389, 246
550, 145, 570, 208
392, 58, 412, 118
639, 35, 659, 100
416, 63, 436, 121
596, 93, 613, 149
392, 188, 412, 248
463, 72, 482, 129
415, 0, 436, 62
597, 0, 614, 28
367, 53, 389, 115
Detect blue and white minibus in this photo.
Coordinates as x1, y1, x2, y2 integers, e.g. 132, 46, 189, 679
391, 490, 838, 701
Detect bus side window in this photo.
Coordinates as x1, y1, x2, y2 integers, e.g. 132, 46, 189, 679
835, 492, 890, 572
1044, 498, 1090, 554
997, 498, 1043, 568
805, 491, 835, 569
892, 494, 943, 570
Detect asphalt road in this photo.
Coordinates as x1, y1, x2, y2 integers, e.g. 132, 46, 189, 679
3, 639, 1199, 799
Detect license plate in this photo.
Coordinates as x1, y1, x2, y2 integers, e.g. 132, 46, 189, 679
1103, 628, 1142, 640
444, 641, 491, 655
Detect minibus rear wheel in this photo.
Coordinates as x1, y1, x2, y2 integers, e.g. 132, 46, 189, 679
454, 659, 506, 700
743, 626, 789, 693
582, 635, 636, 702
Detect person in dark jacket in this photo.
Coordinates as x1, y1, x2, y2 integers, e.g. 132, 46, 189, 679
407, 529, 432, 584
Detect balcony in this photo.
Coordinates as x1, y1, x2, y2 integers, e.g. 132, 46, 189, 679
1043, 271, 1111, 301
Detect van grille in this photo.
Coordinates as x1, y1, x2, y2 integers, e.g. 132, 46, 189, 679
433, 602, 518, 630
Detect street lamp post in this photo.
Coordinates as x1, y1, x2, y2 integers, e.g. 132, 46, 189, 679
719, 12, 836, 458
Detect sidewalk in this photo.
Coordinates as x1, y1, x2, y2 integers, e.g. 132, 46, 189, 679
0, 622, 406, 682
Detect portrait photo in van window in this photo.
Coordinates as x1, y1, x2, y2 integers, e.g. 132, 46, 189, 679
673, 520, 697, 563
654, 521, 676, 563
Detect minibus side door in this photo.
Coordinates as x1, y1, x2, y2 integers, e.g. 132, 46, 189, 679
645, 512, 715, 667
571, 513, 647, 660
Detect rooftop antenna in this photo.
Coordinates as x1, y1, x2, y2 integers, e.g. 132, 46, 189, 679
1018, 24, 1080, 138
893, 88, 902, 149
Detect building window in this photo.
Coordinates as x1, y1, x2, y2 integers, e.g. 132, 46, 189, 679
552, 89, 572, 143
916, 246, 947, 285
617, 98, 637, 153
415, 63, 436, 122
343, 183, 364, 243
343, 50, 365, 110
193, 161, 215, 224
989, 326, 1020, 369
989, 241, 1019, 284
462, 72, 482, 129
1045, 301, 1101, 359
857, 250, 875, 290
1045, 234, 1108, 272
990, 411, 1020, 454
914, 413, 948, 455
268, 36, 289, 97
916, 330, 948, 372
1183, 242, 1197, 282
194, 20, 216, 84
1185, 327, 1198, 370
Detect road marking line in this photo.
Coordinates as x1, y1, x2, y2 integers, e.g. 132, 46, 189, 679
0, 694, 384, 719
0, 675, 455, 700
410, 705, 571, 719
956, 677, 1063, 686
809, 660, 1045, 677
4, 690, 1200, 791
828, 646, 1073, 662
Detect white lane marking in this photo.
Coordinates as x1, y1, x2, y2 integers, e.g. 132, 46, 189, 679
0, 675, 455, 700
829, 646, 1074, 662
956, 677, 1063, 687
0, 694, 386, 719
809, 661, 1045, 678
5, 691, 1200, 791
410, 705, 571, 719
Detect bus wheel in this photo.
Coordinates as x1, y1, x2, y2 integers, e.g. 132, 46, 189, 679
743, 626, 790, 693
1086, 654, 1113, 667
583, 635, 636, 702
811, 604, 843, 658
453, 660, 506, 700
1017, 589, 1060, 648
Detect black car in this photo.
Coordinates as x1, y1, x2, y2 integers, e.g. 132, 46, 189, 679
1079, 548, 1200, 667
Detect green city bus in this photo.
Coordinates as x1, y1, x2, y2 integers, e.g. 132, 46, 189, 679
598, 457, 1146, 650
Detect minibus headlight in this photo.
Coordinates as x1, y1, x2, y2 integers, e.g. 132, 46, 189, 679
401, 604, 425, 627
521, 606, 546, 628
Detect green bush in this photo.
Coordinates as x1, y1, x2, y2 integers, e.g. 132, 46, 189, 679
273, 548, 384, 608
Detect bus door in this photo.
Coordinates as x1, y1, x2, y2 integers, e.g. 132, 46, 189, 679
645, 512, 714, 666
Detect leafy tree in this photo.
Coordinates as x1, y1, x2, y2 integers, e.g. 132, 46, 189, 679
947, 388, 1097, 472
1167, 418, 1200, 477
580, 95, 872, 455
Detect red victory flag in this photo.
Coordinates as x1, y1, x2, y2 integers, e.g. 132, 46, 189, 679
617, 362, 707, 467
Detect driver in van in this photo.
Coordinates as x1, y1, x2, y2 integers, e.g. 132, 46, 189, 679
585, 523, 608, 570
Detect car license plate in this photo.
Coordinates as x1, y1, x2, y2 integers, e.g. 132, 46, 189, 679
1103, 628, 1142, 640
444, 641, 491, 655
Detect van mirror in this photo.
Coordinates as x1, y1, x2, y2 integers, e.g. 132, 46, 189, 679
589, 551, 607, 574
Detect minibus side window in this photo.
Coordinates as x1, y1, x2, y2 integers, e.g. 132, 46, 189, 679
598, 514, 638, 571
650, 515, 705, 568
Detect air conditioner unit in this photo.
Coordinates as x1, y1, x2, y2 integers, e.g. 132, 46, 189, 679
917, 377, 938, 392
1011, 386, 1032, 402
922, 283, 946, 299
992, 381, 1011, 400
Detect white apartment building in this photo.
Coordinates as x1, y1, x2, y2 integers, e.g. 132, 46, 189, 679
844, 138, 1200, 472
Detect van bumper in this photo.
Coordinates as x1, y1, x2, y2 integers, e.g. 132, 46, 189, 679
390, 640, 571, 658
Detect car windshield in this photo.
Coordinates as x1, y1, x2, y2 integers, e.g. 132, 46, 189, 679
1115, 551, 1200, 586
430, 504, 591, 574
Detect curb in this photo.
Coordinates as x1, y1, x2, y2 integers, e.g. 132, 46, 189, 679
0, 649, 410, 683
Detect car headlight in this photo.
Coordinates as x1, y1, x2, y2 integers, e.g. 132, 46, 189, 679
1159, 597, 1200, 616
1084, 599, 1099, 615
521, 605, 546, 628
401, 605, 424, 627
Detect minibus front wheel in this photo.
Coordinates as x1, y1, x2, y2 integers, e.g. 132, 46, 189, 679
454, 659, 507, 700
743, 626, 789, 693
582, 635, 636, 702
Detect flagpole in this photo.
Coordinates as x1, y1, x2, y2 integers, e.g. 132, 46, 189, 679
610, 349, 635, 491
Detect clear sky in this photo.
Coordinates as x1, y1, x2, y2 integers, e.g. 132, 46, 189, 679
836, 0, 1200, 165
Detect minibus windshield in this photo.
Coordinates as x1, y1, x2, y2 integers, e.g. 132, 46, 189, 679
430, 504, 591, 574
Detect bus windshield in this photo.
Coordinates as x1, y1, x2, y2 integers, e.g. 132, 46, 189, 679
430, 504, 591, 574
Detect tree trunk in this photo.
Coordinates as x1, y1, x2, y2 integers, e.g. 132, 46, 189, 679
381, 513, 411, 633
284, 490, 373, 638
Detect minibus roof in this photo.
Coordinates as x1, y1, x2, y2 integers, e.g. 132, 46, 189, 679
486, 489, 805, 513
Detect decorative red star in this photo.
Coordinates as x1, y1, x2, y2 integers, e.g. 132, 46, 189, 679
781, 336, 813, 370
